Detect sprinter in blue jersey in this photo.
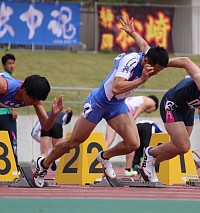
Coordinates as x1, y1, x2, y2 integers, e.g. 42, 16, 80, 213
33, 18, 169, 187
0, 74, 63, 131
119, 16, 200, 183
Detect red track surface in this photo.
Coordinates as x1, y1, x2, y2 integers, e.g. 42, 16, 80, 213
1, 168, 200, 200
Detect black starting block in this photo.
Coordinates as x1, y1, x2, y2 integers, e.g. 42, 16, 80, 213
93, 175, 165, 188
0, 165, 56, 188
186, 180, 200, 187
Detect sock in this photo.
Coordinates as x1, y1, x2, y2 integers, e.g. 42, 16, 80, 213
41, 158, 48, 169
101, 151, 109, 160
148, 147, 153, 156
125, 168, 131, 172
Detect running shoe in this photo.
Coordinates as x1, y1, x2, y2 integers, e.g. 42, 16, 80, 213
142, 147, 158, 182
97, 151, 116, 178
33, 156, 48, 187
124, 168, 138, 177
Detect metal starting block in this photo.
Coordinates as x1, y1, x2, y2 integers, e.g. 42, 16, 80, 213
186, 180, 200, 187
0, 165, 56, 188
92, 176, 165, 188
185, 174, 200, 187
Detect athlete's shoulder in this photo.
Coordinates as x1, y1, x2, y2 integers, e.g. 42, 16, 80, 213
124, 52, 141, 61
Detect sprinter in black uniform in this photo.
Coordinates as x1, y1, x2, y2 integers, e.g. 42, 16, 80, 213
142, 76, 200, 182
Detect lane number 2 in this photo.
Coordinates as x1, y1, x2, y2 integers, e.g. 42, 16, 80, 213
62, 142, 103, 174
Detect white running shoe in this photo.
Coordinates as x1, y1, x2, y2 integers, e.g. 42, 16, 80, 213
33, 156, 48, 187
97, 151, 116, 179
124, 169, 138, 177
142, 147, 158, 182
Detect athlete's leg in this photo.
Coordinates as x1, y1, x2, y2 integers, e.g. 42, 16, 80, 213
50, 138, 61, 170
51, 138, 60, 147
103, 113, 140, 159
43, 115, 97, 168
105, 124, 117, 148
150, 121, 193, 165
40, 136, 51, 157
125, 151, 135, 168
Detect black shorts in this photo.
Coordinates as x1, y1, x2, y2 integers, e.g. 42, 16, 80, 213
40, 123, 63, 139
160, 92, 195, 126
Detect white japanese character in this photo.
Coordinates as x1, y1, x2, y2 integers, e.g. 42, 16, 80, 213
20, 5, 43, 39
48, 6, 76, 39
0, 2, 14, 38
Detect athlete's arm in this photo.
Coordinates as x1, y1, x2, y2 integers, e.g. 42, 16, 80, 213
120, 16, 150, 52
112, 64, 153, 95
11, 108, 17, 120
132, 104, 146, 120
168, 57, 200, 90
0, 77, 7, 95
31, 121, 41, 143
132, 98, 155, 119
34, 96, 63, 131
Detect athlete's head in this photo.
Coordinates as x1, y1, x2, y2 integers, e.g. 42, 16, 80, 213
144, 95, 159, 114
146, 46, 169, 67
148, 95, 159, 110
144, 46, 169, 76
21, 75, 51, 101
1, 53, 16, 75
1, 53, 15, 65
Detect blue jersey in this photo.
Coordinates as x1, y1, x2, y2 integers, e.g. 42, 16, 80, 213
82, 52, 145, 123
93, 52, 145, 107
0, 74, 27, 108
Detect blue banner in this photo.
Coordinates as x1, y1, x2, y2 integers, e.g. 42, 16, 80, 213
0, 2, 80, 45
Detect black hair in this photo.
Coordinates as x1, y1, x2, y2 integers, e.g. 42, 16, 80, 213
148, 95, 159, 110
1, 53, 15, 65
146, 46, 169, 67
21, 75, 51, 101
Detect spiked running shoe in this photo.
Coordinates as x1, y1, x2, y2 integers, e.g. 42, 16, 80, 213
97, 151, 116, 179
124, 169, 138, 177
142, 147, 158, 182
33, 156, 48, 187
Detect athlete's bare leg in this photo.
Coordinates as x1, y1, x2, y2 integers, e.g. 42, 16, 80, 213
125, 151, 135, 168
105, 124, 117, 148
103, 113, 140, 159
43, 115, 97, 168
40, 136, 51, 157
149, 121, 193, 164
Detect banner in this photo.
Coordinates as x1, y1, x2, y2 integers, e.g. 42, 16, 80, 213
98, 4, 174, 53
0, 2, 80, 46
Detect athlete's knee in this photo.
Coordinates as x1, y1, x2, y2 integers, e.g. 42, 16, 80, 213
132, 141, 140, 151
126, 139, 140, 153
176, 142, 191, 155
68, 136, 84, 149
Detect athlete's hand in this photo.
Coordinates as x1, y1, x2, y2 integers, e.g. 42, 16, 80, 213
51, 95, 64, 116
141, 64, 154, 82
120, 15, 135, 35
65, 107, 72, 113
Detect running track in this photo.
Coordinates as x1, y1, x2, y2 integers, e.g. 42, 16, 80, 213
1, 168, 200, 213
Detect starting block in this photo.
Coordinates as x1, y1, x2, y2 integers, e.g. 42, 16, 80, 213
0, 130, 56, 188
92, 174, 165, 188
186, 179, 200, 187
9, 166, 35, 187
186, 174, 200, 187
0, 165, 56, 188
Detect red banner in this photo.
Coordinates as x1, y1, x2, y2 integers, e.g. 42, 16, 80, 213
97, 4, 174, 53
